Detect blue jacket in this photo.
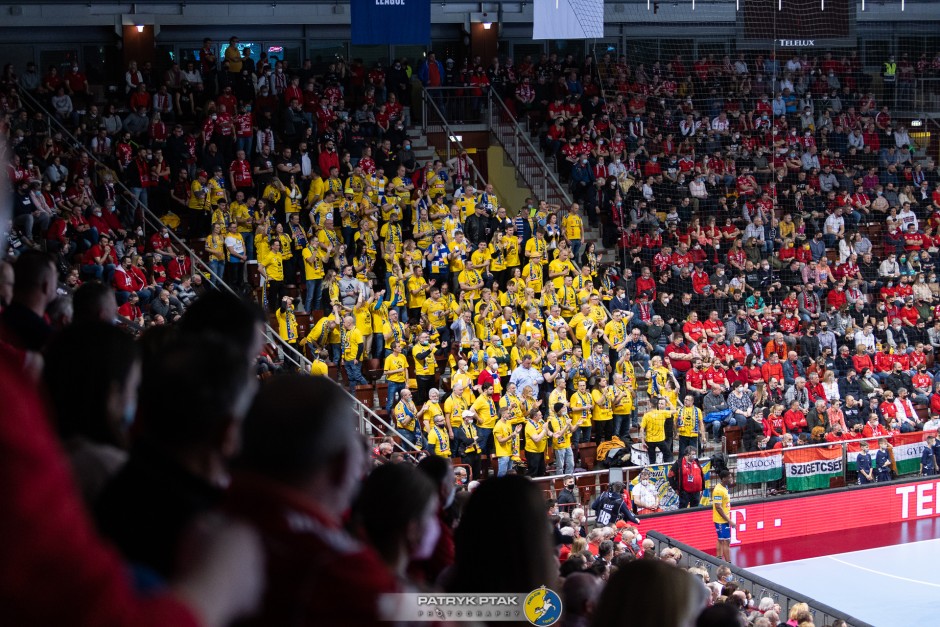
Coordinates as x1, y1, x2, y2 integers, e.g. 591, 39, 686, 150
417, 59, 445, 87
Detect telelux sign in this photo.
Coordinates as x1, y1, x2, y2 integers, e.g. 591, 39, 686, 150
778, 39, 816, 47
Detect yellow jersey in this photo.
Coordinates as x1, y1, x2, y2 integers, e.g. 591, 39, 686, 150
426, 425, 451, 457
570, 391, 593, 427
641, 409, 673, 444
394, 400, 420, 433
411, 342, 437, 376
548, 414, 572, 450
341, 328, 364, 362
261, 249, 284, 281
383, 352, 408, 384
524, 419, 548, 454
613, 383, 634, 415
712, 483, 731, 523
677, 406, 704, 438
493, 420, 514, 457
471, 394, 499, 429
309, 358, 328, 376
301, 244, 325, 280
422, 298, 449, 330
522, 262, 543, 293
563, 213, 583, 241
592, 387, 614, 423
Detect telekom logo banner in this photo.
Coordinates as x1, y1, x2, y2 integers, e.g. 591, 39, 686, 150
644, 477, 940, 552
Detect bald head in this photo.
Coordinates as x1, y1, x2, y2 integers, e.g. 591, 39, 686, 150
562, 572, 603, 619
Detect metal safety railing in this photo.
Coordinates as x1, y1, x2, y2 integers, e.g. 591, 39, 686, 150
528, 429, 928, 519
646, 530, 873, 627
484, 86, 573, 209
419, 85, 486, 190
17, 86, 420, 457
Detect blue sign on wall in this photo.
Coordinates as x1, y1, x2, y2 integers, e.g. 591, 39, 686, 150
351, 0, 431, 45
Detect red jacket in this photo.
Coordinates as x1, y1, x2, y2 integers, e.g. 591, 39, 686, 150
0, 355, 199, 626
761, 362, 784, 384
318, 150, 340, 177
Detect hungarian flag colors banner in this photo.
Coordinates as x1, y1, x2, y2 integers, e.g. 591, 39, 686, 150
785, 446, 843, 492
736, 450, 783, 484
891, 431, 935, 476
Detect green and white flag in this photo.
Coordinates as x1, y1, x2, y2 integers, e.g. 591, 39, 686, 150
736, 451, 783, 484
785, 447, 843, 492
892, 433, 928, 476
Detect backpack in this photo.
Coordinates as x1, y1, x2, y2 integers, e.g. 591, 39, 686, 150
709, 452, 729, 476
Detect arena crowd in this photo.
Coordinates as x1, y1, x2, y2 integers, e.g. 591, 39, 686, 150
3, 38, 940, 627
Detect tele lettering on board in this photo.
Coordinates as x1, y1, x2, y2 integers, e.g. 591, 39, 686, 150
896, 483, 940, 519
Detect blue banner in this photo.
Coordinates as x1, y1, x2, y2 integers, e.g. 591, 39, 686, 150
351, 0, 431, 45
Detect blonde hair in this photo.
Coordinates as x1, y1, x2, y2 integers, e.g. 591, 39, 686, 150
789, 602, 811, 621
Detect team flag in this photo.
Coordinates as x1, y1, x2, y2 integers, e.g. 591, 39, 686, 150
845, 437, 879, 472
736, 450, 783, 484
891, 431, 935, 476
784, 446, 842, 492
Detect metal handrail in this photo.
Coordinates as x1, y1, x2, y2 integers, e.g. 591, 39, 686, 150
418, 85, 486, 190
485, 86, 573, 208
17, 87, 418, 455
646, 530, 873, 627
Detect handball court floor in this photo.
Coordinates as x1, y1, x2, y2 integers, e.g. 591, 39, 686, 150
748, 529, 940, 627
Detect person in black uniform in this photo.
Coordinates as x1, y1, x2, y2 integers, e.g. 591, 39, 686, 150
875, 438, 893, 483
920, 434, 938, 476
590, 481, 639, 527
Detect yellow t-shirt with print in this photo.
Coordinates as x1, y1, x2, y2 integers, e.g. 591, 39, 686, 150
524, 419, 548, 454
592, 387, 614, 423
641, 409, 673, 444
712, 483, 731, 523
383, 353, 408, 383
411, 342, 437, 376
548, 414, 572, 450
426, 425, 451, 457
493, 420, 514, 457
472, 393, 499, 429
341, 328, 364, 362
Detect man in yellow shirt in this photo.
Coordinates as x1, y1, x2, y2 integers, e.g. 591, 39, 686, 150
259, 238, 285, 312
426, 413, 451, 458
492, 406, 521, 477
188, 170, 211, 236
523, 410, 550, 477
603, 308, 632, 364
548, 246, 577, 290
341, 314, 369, 389
301, 238, 325, 313
676, 394, 706, 458
524, 228, 548, 267
548, 402, 574, 475
591, 378, 615, 443
611, 373, 635, 443
471, 381, 499, 471
712, 470, 735, 562
394, 387, 423, 448
383, 341, 409, 414
569, 379, 594, 448
411, 331, 439, 403
640, 397, 676, 464
563, 203, 584, 260
406, 266, 429, 319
